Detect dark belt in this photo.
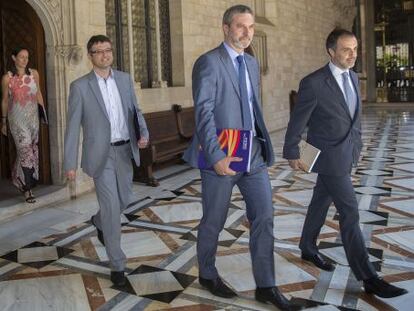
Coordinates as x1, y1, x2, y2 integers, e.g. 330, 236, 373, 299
110, 139, 130, 146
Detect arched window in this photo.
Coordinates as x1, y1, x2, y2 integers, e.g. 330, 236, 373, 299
105, 0, 172, 88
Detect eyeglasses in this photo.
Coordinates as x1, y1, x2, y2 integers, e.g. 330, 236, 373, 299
90, 48, 113, 55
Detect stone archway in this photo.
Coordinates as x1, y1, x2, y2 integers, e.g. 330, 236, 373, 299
24, 0, 83, 184
0, 1, 49, 182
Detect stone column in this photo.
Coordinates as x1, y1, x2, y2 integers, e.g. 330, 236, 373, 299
127, 0, 135, 79
152, 0, 167, 88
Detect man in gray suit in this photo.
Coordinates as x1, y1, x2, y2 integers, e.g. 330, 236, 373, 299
64, 35, 148, 287
283, 28, 407, 298
184, 5, 298, 311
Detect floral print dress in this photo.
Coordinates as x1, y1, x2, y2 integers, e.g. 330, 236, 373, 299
7, 70, 39, 190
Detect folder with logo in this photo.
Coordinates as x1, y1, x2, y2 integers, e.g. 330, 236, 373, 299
298, 139, 321, 173
198, 129, 253, 172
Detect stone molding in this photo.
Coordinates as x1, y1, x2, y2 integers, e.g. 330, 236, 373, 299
55, 45, 83, 66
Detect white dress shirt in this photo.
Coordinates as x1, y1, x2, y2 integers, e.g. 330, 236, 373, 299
328, 61, 356, 102
95, 70, 130, 143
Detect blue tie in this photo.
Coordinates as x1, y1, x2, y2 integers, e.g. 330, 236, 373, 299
342, 72, 357, 119
236, 55, 253, 130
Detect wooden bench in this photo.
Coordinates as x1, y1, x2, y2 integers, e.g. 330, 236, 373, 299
134, 104, 195, 186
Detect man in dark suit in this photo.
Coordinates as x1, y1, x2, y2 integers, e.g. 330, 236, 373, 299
184, 5, 299, 311
283, 28, 407, 298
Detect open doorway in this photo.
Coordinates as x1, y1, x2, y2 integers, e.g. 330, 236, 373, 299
0, 0, 51, 200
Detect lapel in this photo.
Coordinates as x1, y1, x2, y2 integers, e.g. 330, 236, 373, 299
349, 70, 360, 120
112, 70, 129, 121
245, 55, 260, 107
218, 43, 241, 98
88, 71, 109, 120
323, 64, 352, 120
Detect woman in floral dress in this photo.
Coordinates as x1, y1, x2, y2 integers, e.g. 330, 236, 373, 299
1, 47, 46, 203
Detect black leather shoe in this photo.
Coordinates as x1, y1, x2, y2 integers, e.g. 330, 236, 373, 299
111, 270, 126, 287
301, 253, 335, 271
199, 276, 237, 298
363, 277, 408, 298
90, 216, 105, 246
256, 287, 302, 311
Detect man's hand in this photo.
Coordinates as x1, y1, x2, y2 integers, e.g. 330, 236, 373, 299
66, 170, 76, 181
213, 156, 242, 176
288, 159, 306, 171
137, 137, 149, 149
1, 123, 7, 136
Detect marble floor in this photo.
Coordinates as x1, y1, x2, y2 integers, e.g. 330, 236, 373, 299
0, 106, 414, 311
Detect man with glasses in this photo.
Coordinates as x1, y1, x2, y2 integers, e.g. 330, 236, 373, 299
64, 35, 148, 286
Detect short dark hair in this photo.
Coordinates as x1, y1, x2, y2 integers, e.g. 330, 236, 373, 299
87, 35, 112, 53
325, 28, 356, 54
222, 4, 254, 26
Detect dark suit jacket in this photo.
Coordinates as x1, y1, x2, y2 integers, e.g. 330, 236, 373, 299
283, 64, 362, 176
183, 43, 274, 168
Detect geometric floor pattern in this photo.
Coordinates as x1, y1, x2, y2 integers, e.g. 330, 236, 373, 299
0, 106, 414, 310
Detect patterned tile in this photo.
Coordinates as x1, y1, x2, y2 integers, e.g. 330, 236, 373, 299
94, 231, 172, 262
376, 230, 414, 254
380, 198, 414, 215
355, 169, 393, 176
353, 186, 392, 196
1, 108, 414, 310
385, 177, 414, 190
114, 265, 196, 303
1, 242, 73, 269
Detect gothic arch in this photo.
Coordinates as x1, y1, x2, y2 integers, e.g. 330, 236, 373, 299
24, 0, 82, 183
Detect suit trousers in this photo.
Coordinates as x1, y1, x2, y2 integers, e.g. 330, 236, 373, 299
299, 174, 377, 280
93, 143, 133, 271
198, 138, 275, 287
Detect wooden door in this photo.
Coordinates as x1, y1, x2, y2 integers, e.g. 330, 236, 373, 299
0, 0, 51, 184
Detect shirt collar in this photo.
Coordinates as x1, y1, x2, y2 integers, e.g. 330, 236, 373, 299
329, 61, 349, 77
94, 68, 114, 82
223, 41, 243, 62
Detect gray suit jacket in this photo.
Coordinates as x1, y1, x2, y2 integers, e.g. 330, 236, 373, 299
64, 70, 148, 178
183, 43, 274, 168
283, 64, 362, 176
